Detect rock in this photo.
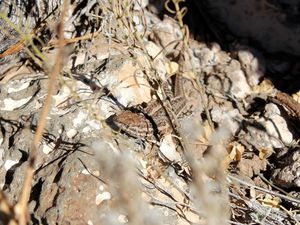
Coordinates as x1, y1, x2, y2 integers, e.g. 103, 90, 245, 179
264, 103, 294, 148
271, 149, 300, 188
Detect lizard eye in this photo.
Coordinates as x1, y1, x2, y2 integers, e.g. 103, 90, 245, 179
141, 102, 147, 108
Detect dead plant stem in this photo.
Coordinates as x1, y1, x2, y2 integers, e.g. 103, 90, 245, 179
16, 1, 68, 224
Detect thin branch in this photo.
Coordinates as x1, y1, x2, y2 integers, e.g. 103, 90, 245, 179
16, 1, 68, 224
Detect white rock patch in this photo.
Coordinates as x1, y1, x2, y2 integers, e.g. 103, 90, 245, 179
159, 134, 181, 162
4, 159, 18, 171
95, 191, 111, 205
1, 97, 32, 111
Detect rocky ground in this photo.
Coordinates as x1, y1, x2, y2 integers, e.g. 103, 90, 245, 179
0, 0, 300, 225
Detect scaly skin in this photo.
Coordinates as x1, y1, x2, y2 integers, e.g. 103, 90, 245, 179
106, 75, 196, 141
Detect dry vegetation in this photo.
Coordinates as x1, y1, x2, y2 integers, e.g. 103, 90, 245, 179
0, 0, 300, 225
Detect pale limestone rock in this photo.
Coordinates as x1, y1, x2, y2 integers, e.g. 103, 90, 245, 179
264, 103, 293, 148
95, 191, 111, 205
237, 47, 265, 86
159, 134, 182, 162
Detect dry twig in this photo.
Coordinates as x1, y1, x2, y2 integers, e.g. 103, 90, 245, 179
15, 1, 68, 224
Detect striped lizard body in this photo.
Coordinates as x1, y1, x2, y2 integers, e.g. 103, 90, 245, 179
106, 74, 195, 141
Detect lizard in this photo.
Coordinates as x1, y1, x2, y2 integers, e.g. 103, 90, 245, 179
106, 74, 196, 142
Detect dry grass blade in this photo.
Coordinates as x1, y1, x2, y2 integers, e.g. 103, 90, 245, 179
0, 39, 25, 59
0, 191, 18, 225
14, 1, 68, 224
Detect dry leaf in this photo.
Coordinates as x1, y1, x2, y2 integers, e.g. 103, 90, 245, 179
224, 142, 245, 169
165, 61, 179, 75
228, 142, 245, 161
183, 71, 197, 80
292, 90, 300, 103
238, 153, 267, 177
259, 194, 281, 208
258, 147, 274, 159
252, 79, 274, 94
